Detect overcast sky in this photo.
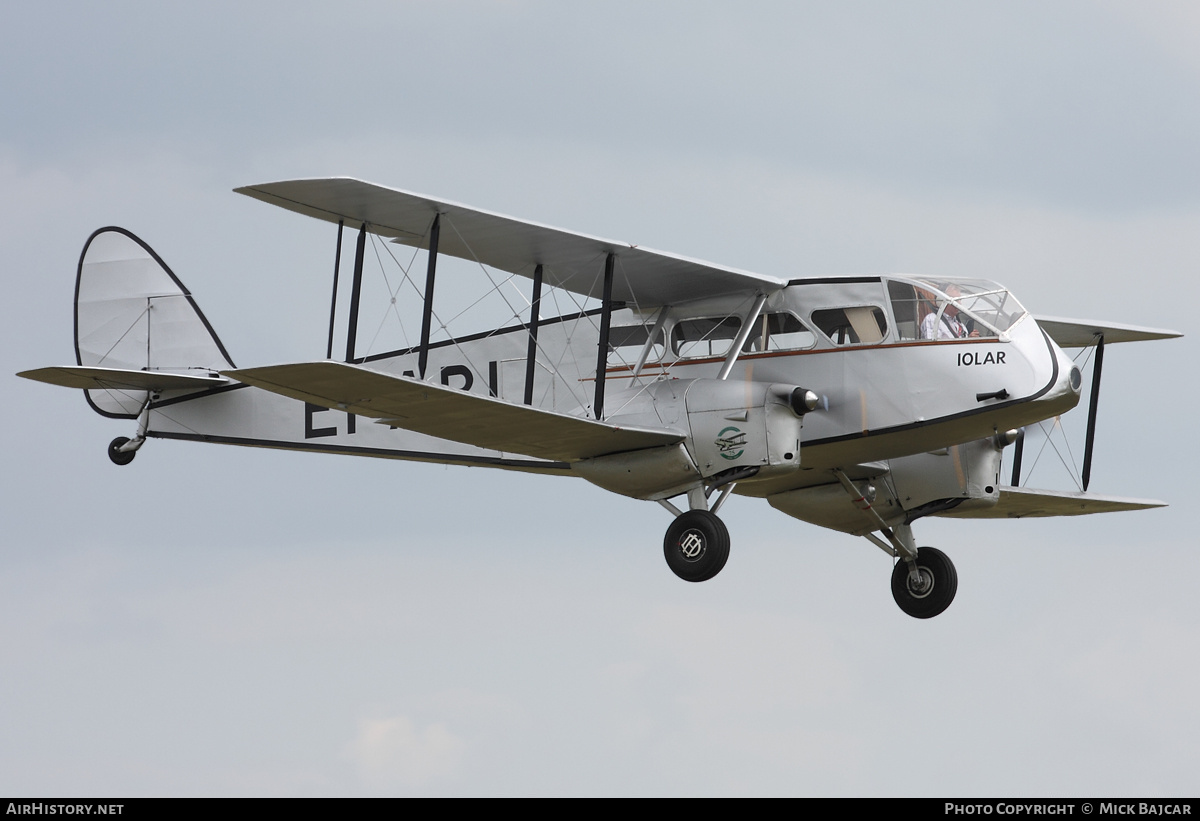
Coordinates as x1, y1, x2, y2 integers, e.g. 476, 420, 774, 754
2, 1, 1197, 797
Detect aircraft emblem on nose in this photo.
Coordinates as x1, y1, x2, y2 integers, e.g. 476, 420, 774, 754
716, 426, 747, 460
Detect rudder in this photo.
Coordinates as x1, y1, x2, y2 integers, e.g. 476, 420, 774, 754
74, 227, 234, 418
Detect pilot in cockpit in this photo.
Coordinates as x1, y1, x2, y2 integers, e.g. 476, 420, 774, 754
921, 285, 980, 340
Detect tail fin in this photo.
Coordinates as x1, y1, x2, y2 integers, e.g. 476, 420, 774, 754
74, 227, 234, 418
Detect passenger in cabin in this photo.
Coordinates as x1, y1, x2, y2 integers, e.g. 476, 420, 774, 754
921, 285, 979, 340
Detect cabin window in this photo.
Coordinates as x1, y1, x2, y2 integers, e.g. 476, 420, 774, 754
671, 316, 742, 359
811, 306, 887, 346
742, 312, 816, 352
607, 323, 664, 368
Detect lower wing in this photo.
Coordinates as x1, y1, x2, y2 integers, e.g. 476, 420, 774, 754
939, 485, 1165, 518
224, 361, 683, 463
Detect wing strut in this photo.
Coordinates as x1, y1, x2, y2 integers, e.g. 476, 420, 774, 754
344, 223, 367, 361
325, 219, 343, 360
1081, 333, 1105, 491
417, 214, 441, 379
717, 293, 767, 380
1010, 427, 1025, 487
523, 263, 544, 405
593, 252, 615, 420
633, 307, 669, 377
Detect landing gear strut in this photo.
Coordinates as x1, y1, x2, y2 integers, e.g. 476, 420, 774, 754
837, 473, 960, 619
891, 546, 958, 619
106, 400, 151, 466
663, 510, 730, 583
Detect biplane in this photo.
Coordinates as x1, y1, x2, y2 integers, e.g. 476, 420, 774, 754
18, 178, 1182, 618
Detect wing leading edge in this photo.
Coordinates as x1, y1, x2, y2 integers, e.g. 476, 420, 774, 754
224, 361, 683, 462
234, 177, 786, 306
1035, 316, 1182, 347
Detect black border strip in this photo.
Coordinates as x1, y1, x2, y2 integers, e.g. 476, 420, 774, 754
787, 276, 883, 286
75, 227, 237, 420
148, 381, 250, 410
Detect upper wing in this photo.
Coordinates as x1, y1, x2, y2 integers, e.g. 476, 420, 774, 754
1035, 316, 1182, 347
235, 177, 786, 306
224, 361, 683, 462
939, 485, 1166, 518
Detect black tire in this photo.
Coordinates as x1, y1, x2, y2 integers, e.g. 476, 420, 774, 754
891, 546, 957, 619
663, 510, 730, 583
108, 436, 136, 466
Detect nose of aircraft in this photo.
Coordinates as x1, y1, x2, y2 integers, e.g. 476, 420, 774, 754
1048, 338, 1084, 410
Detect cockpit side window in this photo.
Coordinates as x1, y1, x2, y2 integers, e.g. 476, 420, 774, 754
606, 323, 664, 368
741, 312, 816, 352
888, 281, 924, 341
671, 316, 743, 359
898, 278, 1027, 339
811, 306, 887, 346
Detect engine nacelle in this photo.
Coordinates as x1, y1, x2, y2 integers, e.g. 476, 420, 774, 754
767, 436, 1005, 535
573, 378, 814, 501
682, 379, 804, 480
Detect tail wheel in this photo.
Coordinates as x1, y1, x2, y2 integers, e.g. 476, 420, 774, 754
891, 546, 957, 619
664, 510, 730, 583
108, 437, 136, 466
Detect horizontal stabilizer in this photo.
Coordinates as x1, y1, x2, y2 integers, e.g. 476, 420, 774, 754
1035, 316, 1182, 347
235, 178, 785, 305
939, 485, 1166, 519
18, 366, 228, 392
224, 361, 683, 462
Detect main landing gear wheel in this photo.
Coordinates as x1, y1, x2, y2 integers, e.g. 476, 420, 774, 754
663, 510, 730, 583
891, 546, 957, 619
107, 436, 136, 466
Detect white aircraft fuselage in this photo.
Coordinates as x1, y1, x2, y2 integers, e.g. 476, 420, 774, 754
21, 180, 1173, 618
